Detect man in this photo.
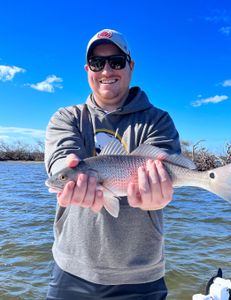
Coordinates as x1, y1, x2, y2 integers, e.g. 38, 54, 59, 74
45, 29, 181, 299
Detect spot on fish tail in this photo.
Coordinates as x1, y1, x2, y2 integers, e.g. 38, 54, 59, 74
209, 172, 215, 179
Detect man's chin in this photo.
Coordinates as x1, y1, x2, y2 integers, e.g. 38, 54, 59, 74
99, 91, 119, 100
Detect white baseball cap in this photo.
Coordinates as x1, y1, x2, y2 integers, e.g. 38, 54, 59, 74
86, 29, 131, 60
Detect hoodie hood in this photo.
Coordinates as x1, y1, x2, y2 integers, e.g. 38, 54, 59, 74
86, 87, 153, 115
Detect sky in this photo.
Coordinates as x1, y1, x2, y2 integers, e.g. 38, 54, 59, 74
0, 0, 231, 154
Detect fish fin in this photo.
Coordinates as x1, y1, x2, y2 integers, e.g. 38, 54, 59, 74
103, 195, 120, 218
101, 185, 120, 218
169, 153, 197, 169
131, 144, 166, 157
99, 139, 127, 156
131, 144, 197, 170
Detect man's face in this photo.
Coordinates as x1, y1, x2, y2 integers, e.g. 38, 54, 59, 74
85, 44, 134, 111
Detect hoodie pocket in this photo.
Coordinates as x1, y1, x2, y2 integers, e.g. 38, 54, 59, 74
54, 205, 71, 236
53, 204, 164, 270
92, 206, 164, 269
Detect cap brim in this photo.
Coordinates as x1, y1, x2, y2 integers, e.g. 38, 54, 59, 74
87, 39, 122, 60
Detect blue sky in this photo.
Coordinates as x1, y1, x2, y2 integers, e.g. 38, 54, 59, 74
0, 0, 231, 154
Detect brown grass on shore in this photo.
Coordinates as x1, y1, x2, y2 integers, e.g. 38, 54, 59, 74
1, 139, 230, 171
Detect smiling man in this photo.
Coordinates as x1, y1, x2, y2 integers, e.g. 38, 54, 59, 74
45, 29, 181, 299
85, 42, 134, 111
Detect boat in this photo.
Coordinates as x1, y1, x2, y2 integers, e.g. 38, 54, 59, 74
193, 269, 231, 300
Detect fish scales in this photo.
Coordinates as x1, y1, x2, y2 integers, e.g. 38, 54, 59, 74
84, 155, 146, 194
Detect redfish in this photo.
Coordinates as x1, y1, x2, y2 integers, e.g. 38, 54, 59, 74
46, 140, 231, 217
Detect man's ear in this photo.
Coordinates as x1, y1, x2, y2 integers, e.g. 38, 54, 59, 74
84, 64, 89, 72
129, 60, 135, 72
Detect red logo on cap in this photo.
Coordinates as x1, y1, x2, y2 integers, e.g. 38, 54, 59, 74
97, 30, 112, 39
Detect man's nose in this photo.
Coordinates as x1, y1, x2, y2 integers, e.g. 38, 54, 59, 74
101, 61, 113, 73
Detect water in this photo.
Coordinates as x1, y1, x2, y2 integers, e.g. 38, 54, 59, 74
0, 162, 230, 300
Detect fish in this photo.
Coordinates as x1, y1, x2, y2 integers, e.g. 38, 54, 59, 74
45, 140, 231, 218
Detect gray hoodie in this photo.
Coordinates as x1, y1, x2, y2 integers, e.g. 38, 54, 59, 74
45, 87, 181, 285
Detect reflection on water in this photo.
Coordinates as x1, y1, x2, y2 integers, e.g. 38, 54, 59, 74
0, 162, 230, 299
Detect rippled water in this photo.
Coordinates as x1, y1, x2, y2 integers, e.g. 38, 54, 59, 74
0, 162, 230, 300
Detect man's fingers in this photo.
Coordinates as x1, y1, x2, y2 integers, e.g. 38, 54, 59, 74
127, 182, 141, 207
71, 174, 88, 204
81, 177, 97, 208
156, 153, 167, 161
146, 160, 162, 202
137, 166, 152, 203
66, 153, 80, 168
146, 160, 159, 185
154, 160, 173, 202
57, 181, 75, 207
91, 190, 104, 213
155, 160, 169, 182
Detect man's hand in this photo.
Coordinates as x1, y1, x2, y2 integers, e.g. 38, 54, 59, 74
57, 154, 104, 213
127, 159, 173, 211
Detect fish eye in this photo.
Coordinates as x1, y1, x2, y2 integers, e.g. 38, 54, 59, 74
209, 172, 215, 179
59, 174, 67, 181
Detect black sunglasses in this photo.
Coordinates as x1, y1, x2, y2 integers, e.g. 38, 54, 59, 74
87, 54, 131, 72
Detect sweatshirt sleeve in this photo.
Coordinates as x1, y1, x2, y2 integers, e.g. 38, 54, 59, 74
144, 109, 181, 155
45, 106, 87, 176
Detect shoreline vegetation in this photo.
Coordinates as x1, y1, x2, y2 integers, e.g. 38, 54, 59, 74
0, 140, 230, 171
0, 140, 44, 162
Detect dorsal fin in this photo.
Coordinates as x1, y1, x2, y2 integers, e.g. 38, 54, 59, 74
131, 144, 197, 169
99, 139, 127, 156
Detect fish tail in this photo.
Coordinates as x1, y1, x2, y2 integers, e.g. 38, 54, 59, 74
207, 163, 231, 202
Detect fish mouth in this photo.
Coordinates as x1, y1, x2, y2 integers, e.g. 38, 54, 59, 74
45, 180, 63, 193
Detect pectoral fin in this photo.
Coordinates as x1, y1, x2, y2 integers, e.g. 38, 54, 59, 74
96, 184, 120, 217
104, 195, 120, 218
101, 187, 120, 218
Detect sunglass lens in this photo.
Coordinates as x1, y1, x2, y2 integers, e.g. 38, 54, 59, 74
108, 56, 126, 70
88, 57, 105, 72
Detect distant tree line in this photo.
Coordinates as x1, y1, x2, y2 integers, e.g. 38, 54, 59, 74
0, 140, 44, 161
0, 139, 231, 171
181, 140, 231, 171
